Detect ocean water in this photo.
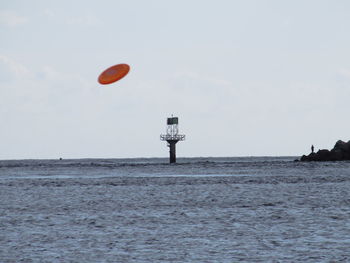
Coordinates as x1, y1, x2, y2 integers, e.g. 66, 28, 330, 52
1, 157, 350, 262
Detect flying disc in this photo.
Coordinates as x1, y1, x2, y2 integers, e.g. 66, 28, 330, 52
98, 64, 130, 85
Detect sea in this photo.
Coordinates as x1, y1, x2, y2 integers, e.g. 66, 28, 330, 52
1, 157, 350, 262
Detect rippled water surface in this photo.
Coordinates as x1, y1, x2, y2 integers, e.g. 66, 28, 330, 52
1, 157, 350, 262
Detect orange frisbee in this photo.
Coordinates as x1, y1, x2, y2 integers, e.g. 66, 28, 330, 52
98, 63, 130, 85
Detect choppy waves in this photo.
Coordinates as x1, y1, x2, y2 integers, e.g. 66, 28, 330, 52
1, 157, 350, 262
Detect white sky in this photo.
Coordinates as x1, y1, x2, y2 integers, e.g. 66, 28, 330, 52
1, 0, 350, 159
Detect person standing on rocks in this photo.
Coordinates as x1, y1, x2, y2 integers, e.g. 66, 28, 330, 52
311, 145, 314, 153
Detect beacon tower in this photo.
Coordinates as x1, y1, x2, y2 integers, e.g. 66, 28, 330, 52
160, 116, 185, 163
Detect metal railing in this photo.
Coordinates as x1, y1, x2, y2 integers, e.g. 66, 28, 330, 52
160, 134, 185, 141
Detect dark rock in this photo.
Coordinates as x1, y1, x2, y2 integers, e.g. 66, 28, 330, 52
333, 140, 350, 153
330, 149, 343, 161
299, 140, 350, 162
300, 155, 307, 162
316, 149, 332, 161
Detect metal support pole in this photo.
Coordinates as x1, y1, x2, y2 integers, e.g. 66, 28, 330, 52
168, 140, 178, 163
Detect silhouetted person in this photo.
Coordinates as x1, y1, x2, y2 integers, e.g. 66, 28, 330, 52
311, 145, 314, 153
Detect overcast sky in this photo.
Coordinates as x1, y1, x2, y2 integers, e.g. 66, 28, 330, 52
1, 0, 350, 159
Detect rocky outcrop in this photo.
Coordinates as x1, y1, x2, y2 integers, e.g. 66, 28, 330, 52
300, 140, 350, 161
